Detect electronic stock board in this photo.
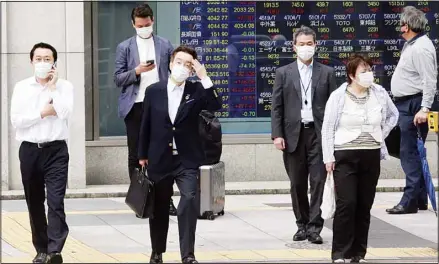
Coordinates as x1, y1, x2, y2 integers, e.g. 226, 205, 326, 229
180, 1, 439, 119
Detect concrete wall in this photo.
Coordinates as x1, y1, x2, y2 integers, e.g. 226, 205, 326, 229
1, 1, 86, 190
85, 140, 438, 185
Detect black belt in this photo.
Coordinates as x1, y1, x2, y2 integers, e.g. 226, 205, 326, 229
302, 122, 314, 129
393, 93, 422, 103
23, 140, 65, 148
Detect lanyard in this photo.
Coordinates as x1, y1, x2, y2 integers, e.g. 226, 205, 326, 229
299, 74, 312, 105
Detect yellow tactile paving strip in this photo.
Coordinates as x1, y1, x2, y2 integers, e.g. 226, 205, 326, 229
2, 211, 437, 263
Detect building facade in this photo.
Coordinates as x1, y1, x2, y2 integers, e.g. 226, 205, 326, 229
1, 1, 437, 190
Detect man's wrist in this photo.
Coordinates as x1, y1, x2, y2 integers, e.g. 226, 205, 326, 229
421, 107, 430, 113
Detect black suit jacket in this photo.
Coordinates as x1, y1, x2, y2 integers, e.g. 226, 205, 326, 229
271, 61, 337, 153
138, 79, 221, 181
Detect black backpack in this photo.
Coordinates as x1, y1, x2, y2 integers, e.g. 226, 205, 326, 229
199, 110, 223, 165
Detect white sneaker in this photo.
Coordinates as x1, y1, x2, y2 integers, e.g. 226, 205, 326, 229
334, 259, 345, 263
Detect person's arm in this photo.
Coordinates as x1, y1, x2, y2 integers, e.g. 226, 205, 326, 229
49, 81, 74, 120
138, 88, 152, 160
167, 40, 174, 73
412, 47, 438, 109
328, 67, 337, 94
382, 90, 399, 139
114, 42, 140, 88
199, 77, 221, 111
10, 83, 42, 129
321, 92, 339, 164
271, 68, 284, 140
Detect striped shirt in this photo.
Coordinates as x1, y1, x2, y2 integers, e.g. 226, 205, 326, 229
322, 82, 399, 164
335, 90, 381, 151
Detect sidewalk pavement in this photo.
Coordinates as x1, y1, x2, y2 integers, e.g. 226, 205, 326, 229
1, 193, 438, 263
2, 178, 438, 200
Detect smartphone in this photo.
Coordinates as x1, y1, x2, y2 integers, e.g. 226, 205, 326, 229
146, 59, 154, 65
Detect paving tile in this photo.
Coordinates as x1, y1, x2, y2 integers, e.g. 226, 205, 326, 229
218, 250, 267, 260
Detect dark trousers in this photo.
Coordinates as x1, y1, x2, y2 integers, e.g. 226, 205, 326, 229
124, 102, 143, 179
283, 126, 326, 234
332, 149, 380, 260
149, 155, 199, 260
19, 141, 69, 254
395, 96, 428, 210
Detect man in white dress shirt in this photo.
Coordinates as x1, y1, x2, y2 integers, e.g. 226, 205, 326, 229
271, 25, 337, 244
137, 46, 221, 264
10, 42, 73, 264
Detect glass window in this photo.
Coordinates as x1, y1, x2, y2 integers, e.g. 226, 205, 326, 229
97, 1, 157, 137
95, 1, 439, 136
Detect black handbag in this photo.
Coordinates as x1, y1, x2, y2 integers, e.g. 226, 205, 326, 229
385, 126, 401, 159
125, 166, 155, 219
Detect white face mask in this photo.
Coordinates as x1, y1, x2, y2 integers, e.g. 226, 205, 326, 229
295, 45, 315, 61
34, 62, 53, 79
171, 64, 190, 83
356, 71, 374, 88
136, 26, 153, 39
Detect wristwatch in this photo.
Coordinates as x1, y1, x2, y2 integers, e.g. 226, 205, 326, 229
421, 107, 429, 113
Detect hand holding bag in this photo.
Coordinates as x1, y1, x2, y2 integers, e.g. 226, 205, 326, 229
321, 171, 336, 220
125, 166, 155, 219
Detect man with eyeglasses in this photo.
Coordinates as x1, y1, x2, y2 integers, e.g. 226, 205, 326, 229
10, 42, 73, 264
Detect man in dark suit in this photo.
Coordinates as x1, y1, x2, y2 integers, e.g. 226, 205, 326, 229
138, 46, 221, 264
271, 25, 337, 244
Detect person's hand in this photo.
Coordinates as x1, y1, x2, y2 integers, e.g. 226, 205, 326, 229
192, 59, 207, 79
273, 137, 285, 150
414, 110, 428, 125
135, 62, 155, 75
325, 162, 335, 173
139, 159, 148, 167
40, 101, 57, 118
47, 67, 58, 91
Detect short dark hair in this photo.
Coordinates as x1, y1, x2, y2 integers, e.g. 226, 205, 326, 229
30, 42, 58, 62
346, 54, 373, 84
131, 4, 154, 23
171, 46, 197, 61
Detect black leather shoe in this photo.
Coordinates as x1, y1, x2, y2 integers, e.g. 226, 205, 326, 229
169, 199, 178, 216
307, 233, 323, 244
33, 253, 47, 263
45, 253, 62, 264
386, 205, 417, 214
150, 252, 163, 263
293, 229, 307, 241
182, 257, 198, 264
419, 204, 428, 210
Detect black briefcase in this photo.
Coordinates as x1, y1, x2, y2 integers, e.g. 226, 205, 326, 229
125, 166, 155, 219
385, 126, 401, 159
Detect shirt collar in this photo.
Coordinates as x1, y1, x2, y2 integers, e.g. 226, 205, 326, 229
167, 77, 185, 92
406, 33, 424, 45
297, 59, 313, 71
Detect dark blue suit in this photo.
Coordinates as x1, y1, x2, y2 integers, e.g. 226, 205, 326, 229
138, 79, 221, 260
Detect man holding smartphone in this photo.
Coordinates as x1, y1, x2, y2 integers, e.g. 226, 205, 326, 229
10, 42, 73, 264
114, 4, 174, 204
